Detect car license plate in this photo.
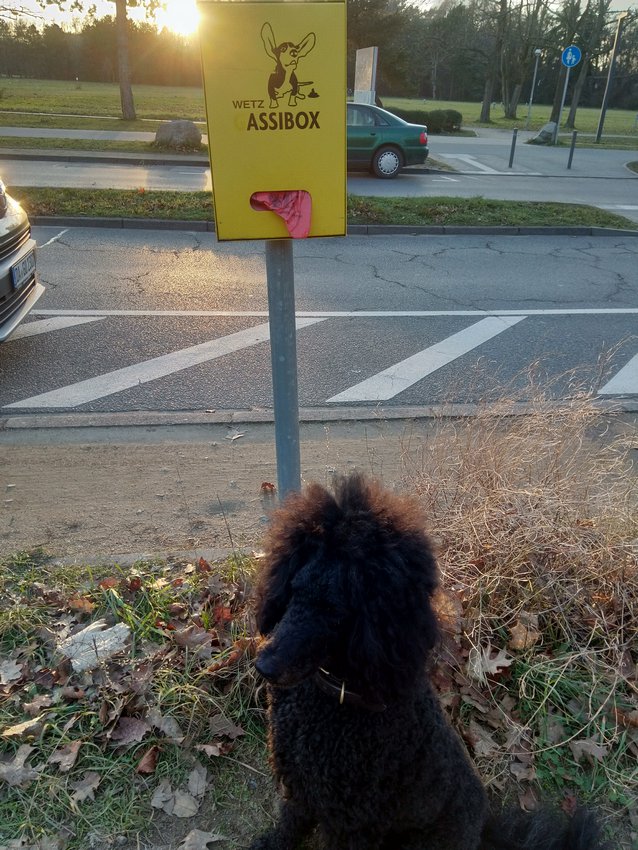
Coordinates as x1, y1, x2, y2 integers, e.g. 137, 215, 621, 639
11, 250, 36, 292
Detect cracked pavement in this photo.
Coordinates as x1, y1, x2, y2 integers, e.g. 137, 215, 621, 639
1, 225, 637, 415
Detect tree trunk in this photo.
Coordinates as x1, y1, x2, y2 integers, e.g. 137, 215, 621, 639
504, 82, 522, 118
480, 74, 495, 122
566, 53, 589, 128
115, 0, 136, 120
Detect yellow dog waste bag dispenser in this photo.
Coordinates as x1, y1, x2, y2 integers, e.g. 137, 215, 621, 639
197, 0, 346, 241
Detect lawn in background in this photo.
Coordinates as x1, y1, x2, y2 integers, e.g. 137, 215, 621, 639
1, 78, 638, 136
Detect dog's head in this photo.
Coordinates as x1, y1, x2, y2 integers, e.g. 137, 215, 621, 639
261, 23, 316, 71
254, 474, 439, 702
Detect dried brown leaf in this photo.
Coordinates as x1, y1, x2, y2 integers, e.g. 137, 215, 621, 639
569, 739, 608, 763
178, 830, 226, 849
0, 744, 42, 787
466, 719, 499, 757
0, 659, 23, 685
69, 771, 101, 808
1, 716, 44, 740
147, 708, 185, 743
110, 716, 151, 746
209, 714, 245, 740
24, 695, 53, 717
136, 745, 160, 775
187, 763, 208, 798
467, 644, 513, 684
48, 741, 81, 773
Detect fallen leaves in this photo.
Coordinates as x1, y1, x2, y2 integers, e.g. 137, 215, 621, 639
467, 643, 514, 684
151, 764, 208, 818
0, 745, 42, 787
0, 554, 256, 844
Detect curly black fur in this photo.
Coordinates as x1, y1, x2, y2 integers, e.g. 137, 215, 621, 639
249, 474, 609, 850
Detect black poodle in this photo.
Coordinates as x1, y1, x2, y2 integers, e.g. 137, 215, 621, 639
249, 473, 608, 850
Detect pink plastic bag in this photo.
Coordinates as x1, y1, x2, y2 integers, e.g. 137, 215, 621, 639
250, 190, 312, 239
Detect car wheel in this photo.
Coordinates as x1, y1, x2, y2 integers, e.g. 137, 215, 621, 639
371, 146, 403, 179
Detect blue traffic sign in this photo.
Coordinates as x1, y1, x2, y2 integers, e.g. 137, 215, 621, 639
561, 45, 582, 67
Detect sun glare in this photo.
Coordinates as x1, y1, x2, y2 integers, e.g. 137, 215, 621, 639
157, 1, 200, 36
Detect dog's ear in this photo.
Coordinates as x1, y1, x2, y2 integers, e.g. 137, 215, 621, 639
334, 477, 440, 699
295, 32, 316, 58
261, 23, 278, 61
255, 484, 337, 635
346, 538, 439, 699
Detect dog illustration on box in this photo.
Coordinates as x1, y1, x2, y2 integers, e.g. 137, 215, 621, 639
261, 23, 316, 108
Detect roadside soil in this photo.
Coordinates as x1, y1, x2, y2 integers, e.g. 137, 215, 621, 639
2, 411, 636, 564
0, 419, 428, 562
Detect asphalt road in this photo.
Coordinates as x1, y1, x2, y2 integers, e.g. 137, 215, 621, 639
1, 225, 637, 420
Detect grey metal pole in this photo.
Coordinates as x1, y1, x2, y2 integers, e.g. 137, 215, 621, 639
509, 128, 518, 168
265, 238, 301, 498
554, 66, 571, 144
524, 49, 541, 131
567, 130, 577, 169
595, 13, 628, 143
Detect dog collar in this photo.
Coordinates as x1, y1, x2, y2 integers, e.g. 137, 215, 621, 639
315, 668, 387, 713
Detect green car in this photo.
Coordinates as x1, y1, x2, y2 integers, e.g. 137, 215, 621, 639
347, 103, 429, 179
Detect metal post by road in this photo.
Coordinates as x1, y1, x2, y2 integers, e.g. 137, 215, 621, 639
509, 128, 518, 168
595, 13, 628, 143
567, 131, 577, 169
265, 239, 301, 498
524, 48, 542, 131
554, 67, 571, 144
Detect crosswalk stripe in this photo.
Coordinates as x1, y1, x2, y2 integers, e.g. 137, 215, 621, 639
4, 318, 324, 409
8, 316, 105, 340
327, 316, 526, 403
597, 353, 638, 396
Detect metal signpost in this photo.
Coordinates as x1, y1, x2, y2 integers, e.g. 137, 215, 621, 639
554, 45, 581, 144
196, 0, 346, 498
524, 48, 542, 131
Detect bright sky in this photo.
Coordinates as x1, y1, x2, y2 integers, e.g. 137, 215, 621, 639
18, 0, 201, 35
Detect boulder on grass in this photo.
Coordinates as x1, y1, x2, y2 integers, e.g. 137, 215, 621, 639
529, 121, 556, 145
154, 120, 202, 150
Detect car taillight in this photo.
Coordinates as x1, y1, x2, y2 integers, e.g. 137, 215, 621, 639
419, 130, 428, 145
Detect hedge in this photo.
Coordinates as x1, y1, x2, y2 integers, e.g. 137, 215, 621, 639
390, 107, 463, 133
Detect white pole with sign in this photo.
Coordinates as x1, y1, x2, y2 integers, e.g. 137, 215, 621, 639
196, 0, 346, 498
554, 45, 581, 144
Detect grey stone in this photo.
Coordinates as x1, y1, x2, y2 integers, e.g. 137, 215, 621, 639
154, 119, 202, 150
529, 121, 556, 145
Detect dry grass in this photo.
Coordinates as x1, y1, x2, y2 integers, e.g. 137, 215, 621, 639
401, 392, 638, 841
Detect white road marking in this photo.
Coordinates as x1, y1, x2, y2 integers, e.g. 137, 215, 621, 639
31, 308, 638, 318
436, 154, 541, 176
37, 229, 69, 248
438, 154, 500, 173
327, 316, 526, 403
5, 318, 324, 409
598, 353, 638, 395
8, 316, 104, 340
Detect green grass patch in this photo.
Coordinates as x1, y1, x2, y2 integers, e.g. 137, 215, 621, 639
384, 96, 638, 137
8, 187, 636, 230
0, 136, 177, 154
347, 196, 635, 229
0, 79, 206, 122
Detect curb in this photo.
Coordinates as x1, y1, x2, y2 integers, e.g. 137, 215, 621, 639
31, 215, 638, 237
2, 399, 637, 435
